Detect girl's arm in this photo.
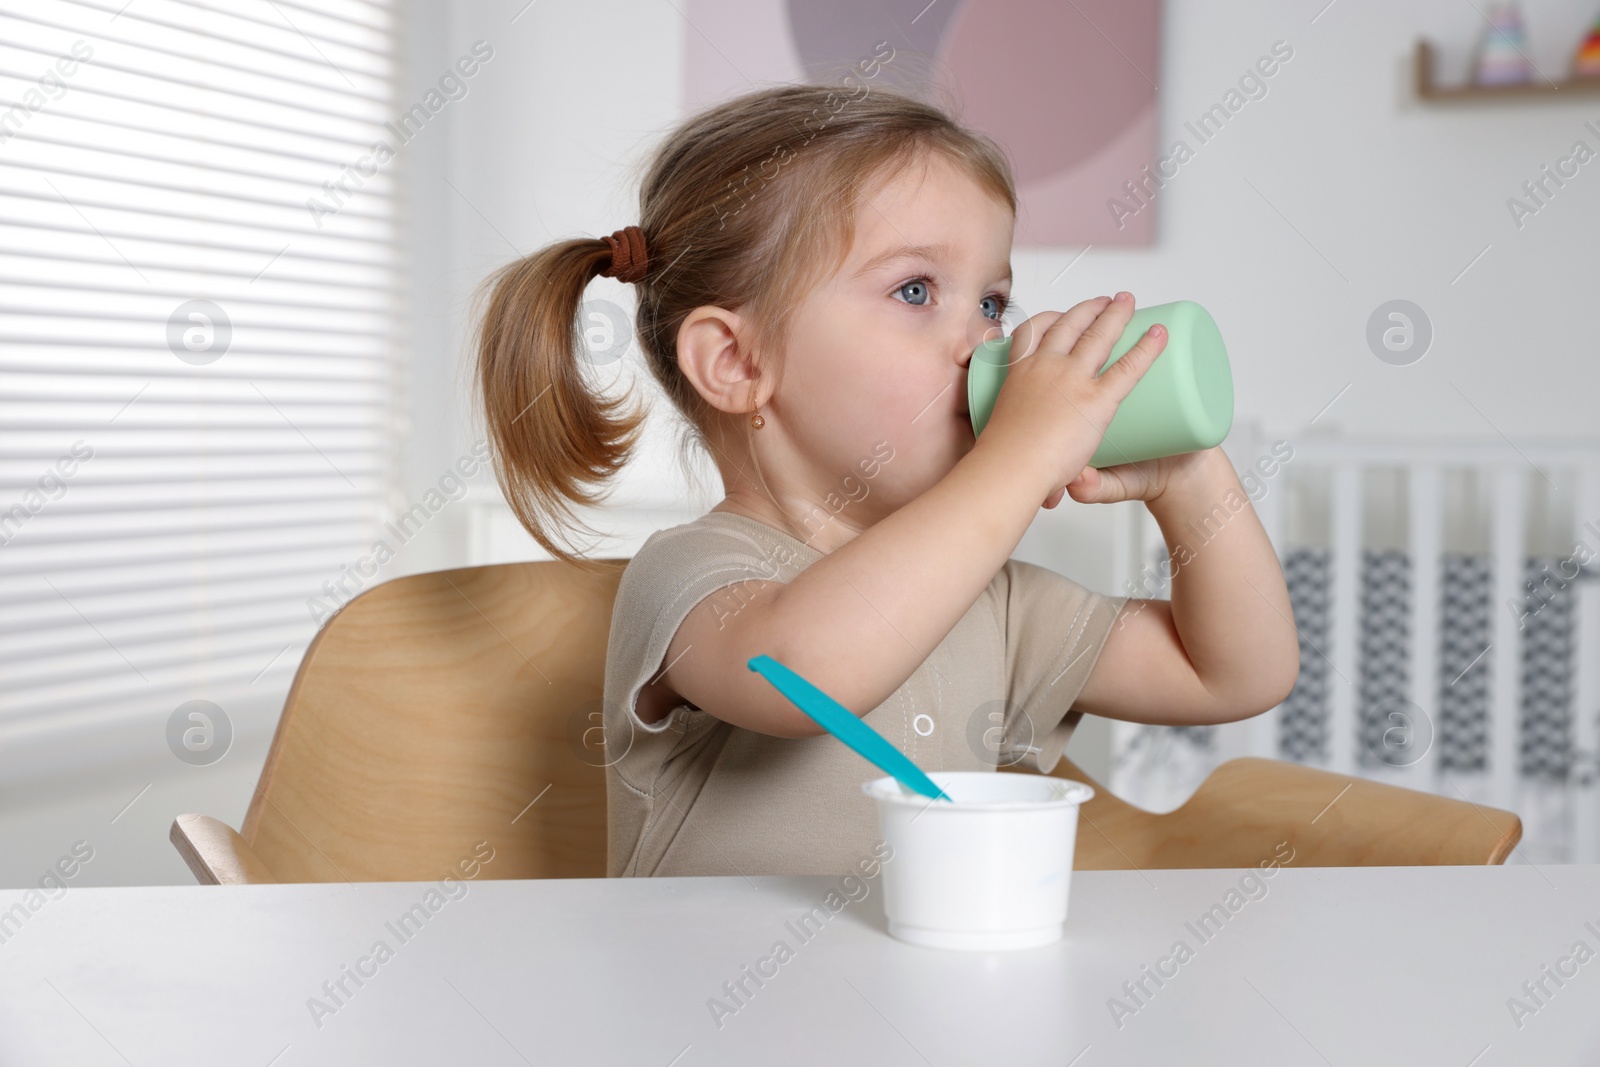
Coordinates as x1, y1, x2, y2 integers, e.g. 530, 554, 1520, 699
654, 436, 1067, 738
1072, 446, 1301, 725
655, 295, 1168, 738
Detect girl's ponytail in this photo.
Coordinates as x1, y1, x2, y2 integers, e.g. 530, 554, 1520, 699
473, 235, 647, 573
472, 83, 1017, 571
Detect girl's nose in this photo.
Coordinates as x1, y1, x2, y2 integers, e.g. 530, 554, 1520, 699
962, 317, 1006, 366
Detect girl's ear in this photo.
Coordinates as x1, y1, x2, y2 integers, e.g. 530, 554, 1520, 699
676, 306, 770, 415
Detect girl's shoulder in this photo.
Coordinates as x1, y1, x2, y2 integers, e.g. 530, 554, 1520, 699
611, 510, 821, 635
623, 510, 819, 587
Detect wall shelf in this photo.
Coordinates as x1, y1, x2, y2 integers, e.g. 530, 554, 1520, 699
1414, 38, 1600, 101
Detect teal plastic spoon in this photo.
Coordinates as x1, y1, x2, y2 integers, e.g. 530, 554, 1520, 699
747, 654, 953, 803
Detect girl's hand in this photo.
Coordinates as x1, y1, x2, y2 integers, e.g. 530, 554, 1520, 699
1062, 446, 1217, 505
980, 291, 1168, 511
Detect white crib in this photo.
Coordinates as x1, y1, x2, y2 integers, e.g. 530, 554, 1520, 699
1110, 423, 1600, 865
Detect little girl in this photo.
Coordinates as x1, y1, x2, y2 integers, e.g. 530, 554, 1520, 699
472, 83, 1300, 879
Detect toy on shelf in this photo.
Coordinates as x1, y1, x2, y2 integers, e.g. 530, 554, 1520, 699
1573, 12, 1600, 78
1473, 2, 1534, 86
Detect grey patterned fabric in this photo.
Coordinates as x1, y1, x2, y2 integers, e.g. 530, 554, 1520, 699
1520, 556, 1575, 780
1123, 541, 1590, 790
1358, 549, 1412, 769
1438, 553, 1491, 773
1280, 547, 1332, 763
1275, 547, 1587, 781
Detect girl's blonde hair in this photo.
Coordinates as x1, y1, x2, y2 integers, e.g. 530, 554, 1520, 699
472, 82, 1016, 571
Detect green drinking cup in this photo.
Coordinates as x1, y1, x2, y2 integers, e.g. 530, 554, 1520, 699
968, 299, 1234, 468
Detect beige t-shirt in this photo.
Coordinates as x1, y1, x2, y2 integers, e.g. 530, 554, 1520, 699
602, 510, 1127, 878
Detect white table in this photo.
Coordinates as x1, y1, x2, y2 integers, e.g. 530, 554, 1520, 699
1, 865, 1597, 1065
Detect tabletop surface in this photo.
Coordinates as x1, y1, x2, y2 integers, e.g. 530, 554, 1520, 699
1, 863, 1598, 1066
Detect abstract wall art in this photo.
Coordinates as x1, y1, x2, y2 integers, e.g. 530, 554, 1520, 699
682, 0, 1163, 246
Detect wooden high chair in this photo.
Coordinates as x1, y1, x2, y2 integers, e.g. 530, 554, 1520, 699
170, 561, 1522, 884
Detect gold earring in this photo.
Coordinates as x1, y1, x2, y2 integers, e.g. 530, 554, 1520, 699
750, 411, 764, 429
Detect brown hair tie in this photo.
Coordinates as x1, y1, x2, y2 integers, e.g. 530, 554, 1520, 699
599, 225, 648, 283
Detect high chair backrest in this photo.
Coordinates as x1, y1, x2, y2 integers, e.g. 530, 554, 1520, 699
239, 560, 626, 882
176, 557, 1519, 885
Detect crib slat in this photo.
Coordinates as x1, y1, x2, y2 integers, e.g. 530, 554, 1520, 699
1489, 465, 1527, 813
1407, 464, 1442, 789
1329, 464, 1362, 775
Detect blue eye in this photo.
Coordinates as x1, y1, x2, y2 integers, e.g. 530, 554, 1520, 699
981, 293, 1010, 322
895, 279, 930, 306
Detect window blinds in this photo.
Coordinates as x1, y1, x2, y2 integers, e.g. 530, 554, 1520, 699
0, 0, 403, 765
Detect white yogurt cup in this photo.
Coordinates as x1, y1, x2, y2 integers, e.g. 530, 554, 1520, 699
861, 771, 1094, 951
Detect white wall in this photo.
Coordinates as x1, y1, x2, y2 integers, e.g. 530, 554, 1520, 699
11, 0, 1597, 887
